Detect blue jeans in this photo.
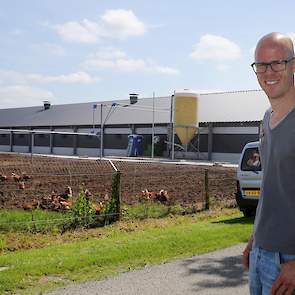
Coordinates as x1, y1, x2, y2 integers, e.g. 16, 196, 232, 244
249, 246, 295, 295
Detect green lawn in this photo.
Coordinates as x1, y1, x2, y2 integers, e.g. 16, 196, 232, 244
0, 209, 254, 295
0, 209, 71, 233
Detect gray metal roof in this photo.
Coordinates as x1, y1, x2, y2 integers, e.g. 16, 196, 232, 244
0, 90, 270, 128
0, 97, 171, 127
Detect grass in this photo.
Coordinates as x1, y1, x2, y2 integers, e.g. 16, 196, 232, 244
0, 205, 189, 254
122, 203, 193, 219
0, 203, 199, 235
0, 209, 71, 233
0, 208, 254, 295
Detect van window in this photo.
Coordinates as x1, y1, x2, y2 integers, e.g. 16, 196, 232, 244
241, 147, 261, 171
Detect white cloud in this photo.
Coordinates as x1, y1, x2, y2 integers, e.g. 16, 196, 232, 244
0, 70, 99, 85
93, 48, 127, 60
0, 70, 27, 84
0, 85, 54, 108
153, 66, 179, 75
115, 58, 146, 72
56, 19, 99, 43
190, 34, 241, 62
55, 9, 147, 43
27, 72, 99, 84
83, 48, 179, 75
100, 9, 146, 39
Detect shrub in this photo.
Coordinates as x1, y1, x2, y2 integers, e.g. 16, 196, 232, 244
70, 189, 96, 229
102, 171, 121, 224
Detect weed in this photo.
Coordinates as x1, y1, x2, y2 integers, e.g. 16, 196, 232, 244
67, 189, 96, 230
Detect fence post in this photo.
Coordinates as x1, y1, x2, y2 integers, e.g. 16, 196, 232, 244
111, 171, 121, 221
204, 169, 209, 210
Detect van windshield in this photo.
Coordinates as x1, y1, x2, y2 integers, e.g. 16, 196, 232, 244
241, 147, 261, 171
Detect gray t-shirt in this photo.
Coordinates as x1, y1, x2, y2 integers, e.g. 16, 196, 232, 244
254, 107, 295, 254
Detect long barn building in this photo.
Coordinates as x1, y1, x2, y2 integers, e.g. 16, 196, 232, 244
0, 89, 269, 163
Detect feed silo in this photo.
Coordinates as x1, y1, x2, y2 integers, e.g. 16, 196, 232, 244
174, 91, 198, 151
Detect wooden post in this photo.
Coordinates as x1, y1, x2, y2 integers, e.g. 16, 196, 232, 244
110, 171, 121, 222
204, 169, 209, 210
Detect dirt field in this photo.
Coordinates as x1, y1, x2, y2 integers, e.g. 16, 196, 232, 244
0, 153, 237, 209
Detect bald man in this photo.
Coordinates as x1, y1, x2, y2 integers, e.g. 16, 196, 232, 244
243, 32, 295, 295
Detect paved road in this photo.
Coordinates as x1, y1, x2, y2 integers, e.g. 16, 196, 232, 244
47, 243, 249, 295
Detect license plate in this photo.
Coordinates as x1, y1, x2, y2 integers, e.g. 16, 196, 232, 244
244, 190, 260, 197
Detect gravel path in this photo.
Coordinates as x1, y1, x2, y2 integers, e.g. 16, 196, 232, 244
46, 243, 249, 295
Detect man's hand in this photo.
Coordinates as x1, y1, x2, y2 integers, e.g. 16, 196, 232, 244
243, 237, 253, 270
271, 260, 295, 295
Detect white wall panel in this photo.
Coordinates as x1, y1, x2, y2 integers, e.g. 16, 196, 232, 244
198, 127, 208, 134
13, 146, 29, 153
52, 147, 74, 156
32, 147, 51, 154
77, 148, 100, 157
104, 128, 131, 134
135, 126, 168, 134
0, 145, 10, 152
104, 148, 127, 157
213, 126, 259, 134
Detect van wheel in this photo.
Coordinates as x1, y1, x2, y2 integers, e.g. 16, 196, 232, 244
243, 208, 254, 217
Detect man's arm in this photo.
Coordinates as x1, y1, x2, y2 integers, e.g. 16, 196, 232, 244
243, 235, 253, 270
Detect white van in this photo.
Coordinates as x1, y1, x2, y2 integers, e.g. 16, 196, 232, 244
236, 141, 262, 217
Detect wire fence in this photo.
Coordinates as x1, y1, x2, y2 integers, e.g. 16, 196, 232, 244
0, 153, 237, 231
114, 160, 236, 209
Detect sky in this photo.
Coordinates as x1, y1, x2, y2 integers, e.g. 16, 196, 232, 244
1, 0, 295, 109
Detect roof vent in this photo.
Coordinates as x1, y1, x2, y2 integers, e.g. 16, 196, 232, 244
129, 93, 138, 105
43, 101, 51, 110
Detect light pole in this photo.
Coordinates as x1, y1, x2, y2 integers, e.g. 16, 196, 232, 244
98, 96, 138, 160
100, 104, 103, 159
92, 104, 97, 133
171, 92, 175, 160
99, 102, 119, 159
151, 91, 155, 159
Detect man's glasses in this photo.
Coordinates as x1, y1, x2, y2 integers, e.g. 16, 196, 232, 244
251, 57, 294, 73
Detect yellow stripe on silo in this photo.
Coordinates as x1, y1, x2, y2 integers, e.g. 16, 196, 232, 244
174, 92, 198, 145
